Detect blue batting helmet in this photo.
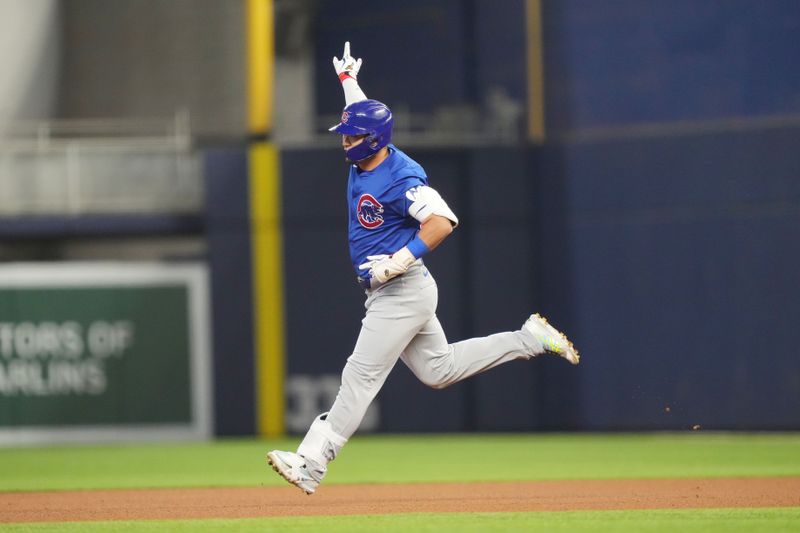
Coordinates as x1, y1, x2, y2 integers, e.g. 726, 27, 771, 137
329, 99, 393, 162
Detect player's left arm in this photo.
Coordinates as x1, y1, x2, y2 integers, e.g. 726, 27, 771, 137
416, 214, 454, 251
359, 185, 458, 283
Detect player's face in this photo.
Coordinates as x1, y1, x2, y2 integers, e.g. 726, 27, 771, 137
342, 134, 368, 151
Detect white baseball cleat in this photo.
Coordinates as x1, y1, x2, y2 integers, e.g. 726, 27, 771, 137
523, 313, 580, 365
266, 450, 326, 495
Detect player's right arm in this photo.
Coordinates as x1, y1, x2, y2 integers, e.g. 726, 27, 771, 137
333, 41, 368, 105
416, 214, 454, 252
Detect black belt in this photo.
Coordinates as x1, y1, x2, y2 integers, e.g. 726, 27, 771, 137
357, 275, 392, 291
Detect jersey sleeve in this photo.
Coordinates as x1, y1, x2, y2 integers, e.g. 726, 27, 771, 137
386, 175, 427, 217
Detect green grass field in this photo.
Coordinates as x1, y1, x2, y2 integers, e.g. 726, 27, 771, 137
1, 433, 799, 531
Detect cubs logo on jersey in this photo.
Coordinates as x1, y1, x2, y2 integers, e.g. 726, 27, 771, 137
356, 193, 384, 229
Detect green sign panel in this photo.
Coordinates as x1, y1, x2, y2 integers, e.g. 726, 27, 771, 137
0, 286, 192, 427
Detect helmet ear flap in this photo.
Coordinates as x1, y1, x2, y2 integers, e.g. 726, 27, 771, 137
335, 99, 393, 162
346, 136, 376, 162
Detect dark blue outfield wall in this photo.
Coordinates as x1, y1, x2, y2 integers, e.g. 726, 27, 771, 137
278, 129, 800, 432
555, 125, 800, 430
205, 127, 800, 434
204, 148, 255, 435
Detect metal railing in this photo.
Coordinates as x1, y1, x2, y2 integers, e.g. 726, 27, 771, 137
0, 112, 203, 217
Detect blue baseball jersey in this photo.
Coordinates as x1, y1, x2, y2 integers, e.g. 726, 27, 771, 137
347, 144, 428, 277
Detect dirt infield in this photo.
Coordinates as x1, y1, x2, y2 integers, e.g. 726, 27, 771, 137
2, 477, 799, 523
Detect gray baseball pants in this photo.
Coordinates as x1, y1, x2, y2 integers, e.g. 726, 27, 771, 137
325, 262, 540, 440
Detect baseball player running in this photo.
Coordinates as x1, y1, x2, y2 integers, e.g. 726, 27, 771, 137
267, 42, 579, 495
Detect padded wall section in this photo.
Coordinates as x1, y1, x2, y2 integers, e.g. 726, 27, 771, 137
559, 126, 800, 429
204, 148, 255, 435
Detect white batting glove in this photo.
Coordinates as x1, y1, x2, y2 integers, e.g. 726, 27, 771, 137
332, 41, 362, 80
359, 247, 416, 284
358, 254, 388, 272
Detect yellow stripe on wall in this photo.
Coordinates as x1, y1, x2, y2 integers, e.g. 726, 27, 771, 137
526, 0, 546, 142
246, 0, 274, 134
249, 142, 285, 437
247, 0, 282, 436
